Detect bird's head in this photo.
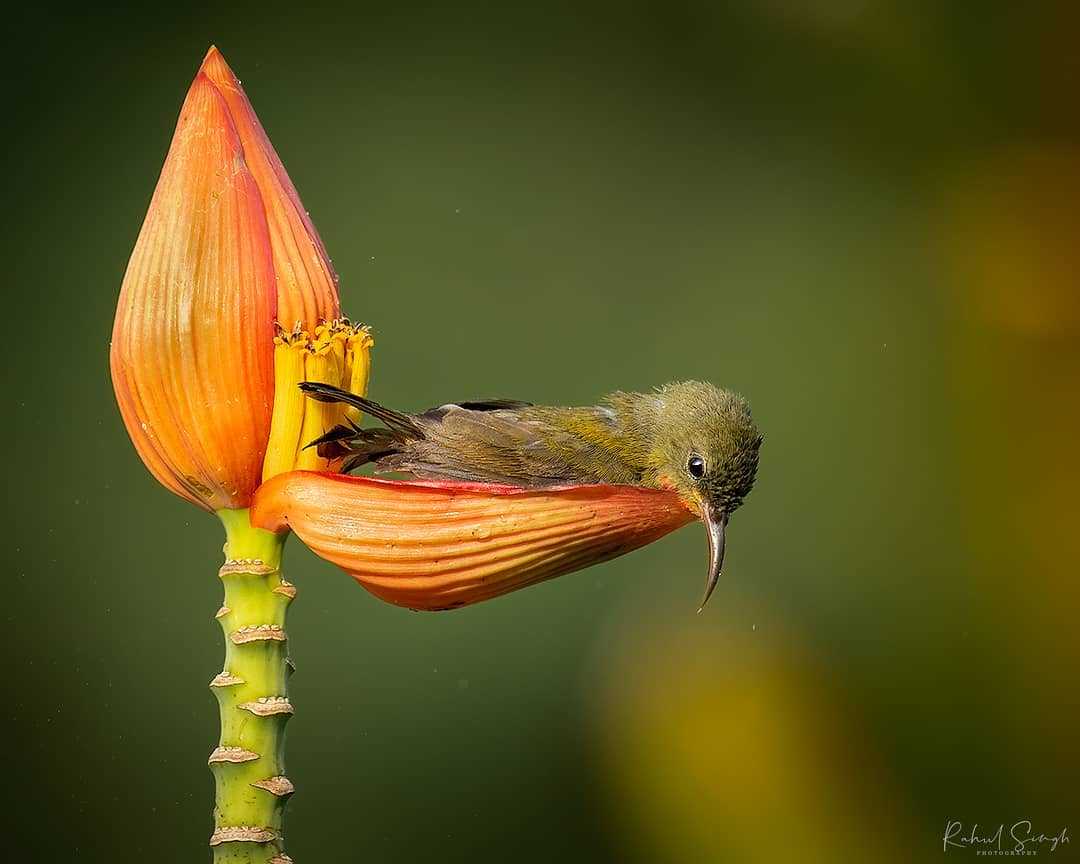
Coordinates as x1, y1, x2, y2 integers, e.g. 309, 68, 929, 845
647, 381, 762, 610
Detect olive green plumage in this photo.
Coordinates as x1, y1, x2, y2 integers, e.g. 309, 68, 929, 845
300, 380, 762, 518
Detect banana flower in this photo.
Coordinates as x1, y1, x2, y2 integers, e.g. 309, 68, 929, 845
110, 46, 370, 864
110, 46, 695, 863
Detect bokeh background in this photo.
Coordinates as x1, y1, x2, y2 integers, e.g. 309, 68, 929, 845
5, 2, 1078, 861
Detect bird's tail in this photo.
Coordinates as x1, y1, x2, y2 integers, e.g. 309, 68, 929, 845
298, 382, 421, 472
298, 382, 422, 435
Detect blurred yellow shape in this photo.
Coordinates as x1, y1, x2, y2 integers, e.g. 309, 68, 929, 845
941, 146, 1080, 337
589, 611, 911, 863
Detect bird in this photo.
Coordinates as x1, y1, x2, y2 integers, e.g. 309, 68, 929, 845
299, 380, 762, 609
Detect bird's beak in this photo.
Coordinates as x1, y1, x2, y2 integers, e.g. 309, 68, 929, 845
698, 502, 727, 612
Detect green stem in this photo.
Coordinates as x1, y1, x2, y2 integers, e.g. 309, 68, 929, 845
210, 508, 294, 864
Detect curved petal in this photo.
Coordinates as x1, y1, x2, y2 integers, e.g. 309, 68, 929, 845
251, 472, 696, 610
110, 74, 277, 511
199, 47, 340, 329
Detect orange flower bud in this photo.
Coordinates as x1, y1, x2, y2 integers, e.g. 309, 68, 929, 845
198, 48, 340, 330
250, 472, 696, 610
111, 48, 346, 511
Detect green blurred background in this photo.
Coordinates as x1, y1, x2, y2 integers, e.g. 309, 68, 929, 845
5, 2, 1078, 861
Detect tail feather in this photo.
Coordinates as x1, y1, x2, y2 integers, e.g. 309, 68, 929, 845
342, 453, 371, 473
298, 382, 423, 436
304, 423, 357, 451
305, 423, 408, 468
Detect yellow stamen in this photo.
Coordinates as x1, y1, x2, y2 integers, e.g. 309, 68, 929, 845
262, 331, 309, 482
344, 328, 374, 424
261, 319, 374, 481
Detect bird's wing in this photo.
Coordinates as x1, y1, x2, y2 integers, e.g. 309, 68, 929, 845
379, 405, 638, 487
432, 398, 534, 412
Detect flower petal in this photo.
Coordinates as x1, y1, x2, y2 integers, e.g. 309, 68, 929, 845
199, 47, 340, 330
111, 73, 277, 510
250, 472, 696, 610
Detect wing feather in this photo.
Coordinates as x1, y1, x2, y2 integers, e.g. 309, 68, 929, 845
380, 405, 638, 487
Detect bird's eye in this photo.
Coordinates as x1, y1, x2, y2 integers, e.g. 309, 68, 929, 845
687, 454, 705, 479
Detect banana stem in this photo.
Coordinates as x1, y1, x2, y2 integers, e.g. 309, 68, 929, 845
210, 508, 295, 864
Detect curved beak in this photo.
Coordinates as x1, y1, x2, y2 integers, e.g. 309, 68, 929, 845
698, 502, 728, 613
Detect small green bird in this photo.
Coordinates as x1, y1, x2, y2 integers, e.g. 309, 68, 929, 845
299, 380, 762, 609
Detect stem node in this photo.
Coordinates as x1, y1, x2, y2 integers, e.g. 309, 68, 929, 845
251, 775, 296, 797
230, 624, 287, 644
238, 697, 294, 717
273, 580, 297, 600
209, 826, 280, 846
210, 672, 245, 688
208, 746, 260, 764
220, 558, 277, 577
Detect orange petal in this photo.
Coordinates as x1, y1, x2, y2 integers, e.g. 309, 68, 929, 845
251, 472, 697, 610
110, 72, 277, 511
199, 47, 340, 330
